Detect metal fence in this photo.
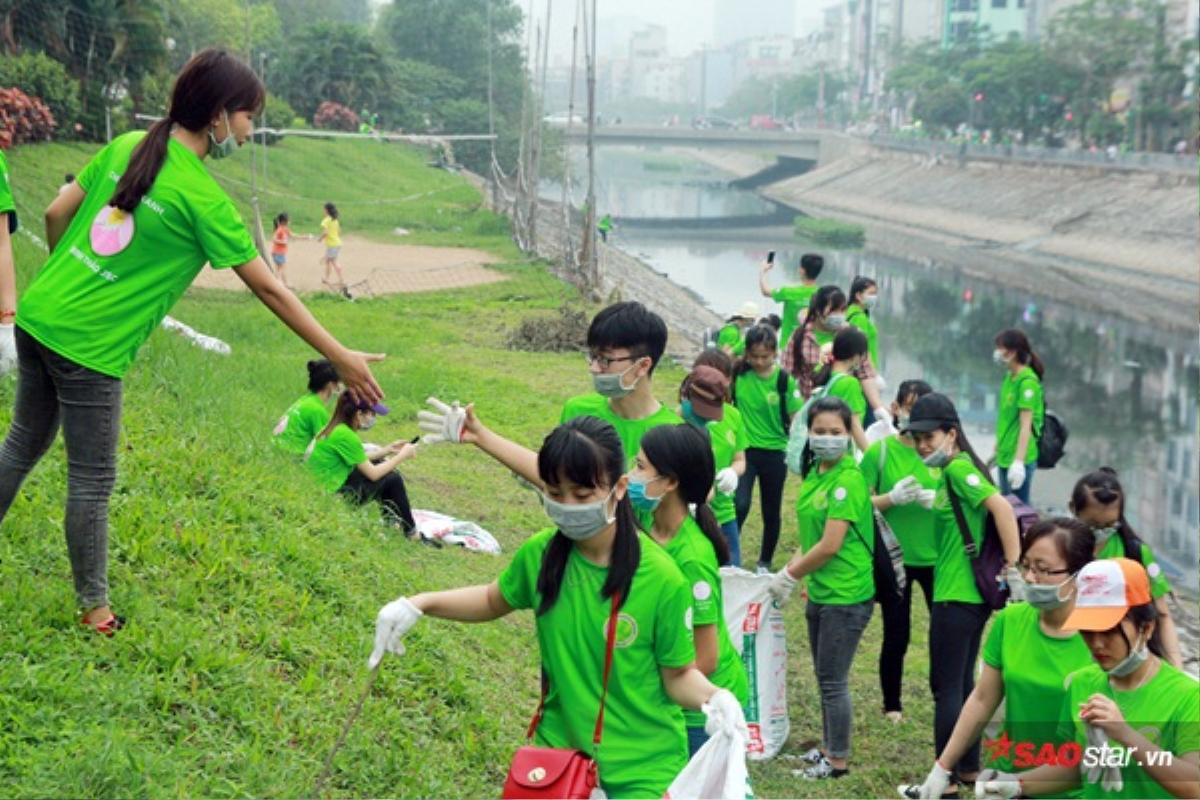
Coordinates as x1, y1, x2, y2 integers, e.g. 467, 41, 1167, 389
866, 133, 1197, 176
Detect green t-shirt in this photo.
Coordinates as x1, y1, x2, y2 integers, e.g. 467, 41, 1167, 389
273, 393, 331, 455
716, 323, 746, 356
1096, 536, 1172, 599
733, 367, 803, 450
823, 369, 866, 418
17, 132, 257, 378
306, 424, 366, 492
705, 403, 747, 525
846, 304, 879, 368
981, 603, 1093, 775
0, 149, 16, 232
995, 366, 1044, 468
1055, 662, 1200, 799
860, 435, 939, 566
795, 455, 875, 604
560, 393, 682, 470
931, 453, 998, 603
659, 516, 749, 728
498, 529, 694, 799
772, 284, 817, 346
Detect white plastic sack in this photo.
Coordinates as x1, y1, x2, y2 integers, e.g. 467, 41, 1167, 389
412, 509, 501, 554
719, 567, 789, 761
665, 727, 753, 800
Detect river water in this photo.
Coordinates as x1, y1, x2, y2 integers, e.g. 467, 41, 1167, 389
551, 148, 1199, 596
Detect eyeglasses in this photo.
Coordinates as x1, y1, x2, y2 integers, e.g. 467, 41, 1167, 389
586, 351, 641, 370
1018, 562, 1071, 579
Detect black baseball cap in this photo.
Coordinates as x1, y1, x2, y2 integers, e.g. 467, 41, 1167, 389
902, 392, 959, 434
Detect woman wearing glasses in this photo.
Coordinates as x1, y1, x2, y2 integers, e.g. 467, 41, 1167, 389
899, 518, 1096, 799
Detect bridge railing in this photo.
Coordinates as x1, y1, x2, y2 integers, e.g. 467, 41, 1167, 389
865, 133, 1196, 176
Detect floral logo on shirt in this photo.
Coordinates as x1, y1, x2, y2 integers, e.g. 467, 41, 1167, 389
611, 613, 638, 648
89, 205, 135, 256
811, 490, 828, 511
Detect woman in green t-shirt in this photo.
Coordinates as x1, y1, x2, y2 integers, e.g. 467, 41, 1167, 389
812, 327, 872, 452
991, 328, 1045, 504
768, 396, 876, 781
307, 392, 417, 531
272, 359, 339, 455
900, 517, 1096, 799
369, 416, 748, 799
904, 392, 1021, 789
1069, 468, 1183, 668
846, 275, 880, 369
973, 558, 1200, 800
629, 423, 749, 756
0, 49, 383, 636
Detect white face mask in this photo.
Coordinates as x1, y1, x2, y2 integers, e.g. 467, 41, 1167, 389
862, 294, 878, 309
809, 434, 850, 461
1106, 631, 1149, 677
541, 488, 617, 541
992, 349, 1010, 365
208, 110, 238, 159
1025, 573, 1076, 610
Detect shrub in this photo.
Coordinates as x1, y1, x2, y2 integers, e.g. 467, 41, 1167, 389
792, 215, 865, 248
0, 53, 80, 137
313, 101, 359, 132
0, 87, 56, 149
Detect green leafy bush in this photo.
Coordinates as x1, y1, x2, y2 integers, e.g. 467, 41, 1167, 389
793, 216, 866, 248
0, 53, 80, 137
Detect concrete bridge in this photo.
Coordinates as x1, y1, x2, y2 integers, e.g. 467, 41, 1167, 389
559, 125, 824, 161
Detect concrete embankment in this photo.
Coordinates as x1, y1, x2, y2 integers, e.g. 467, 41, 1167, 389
686, 144, 1199, 330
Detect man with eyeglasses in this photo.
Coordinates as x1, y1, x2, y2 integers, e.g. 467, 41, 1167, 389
417, 301, 681, 481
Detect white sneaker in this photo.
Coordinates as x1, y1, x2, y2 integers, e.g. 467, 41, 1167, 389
756, 564, 771, 576
800, 746, 824, 764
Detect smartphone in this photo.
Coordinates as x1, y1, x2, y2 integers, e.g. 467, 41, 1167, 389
767, 250, 776, 264
409, 435, 421, 444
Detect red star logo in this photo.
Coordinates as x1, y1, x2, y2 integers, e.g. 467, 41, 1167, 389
984, 731, 1014, 762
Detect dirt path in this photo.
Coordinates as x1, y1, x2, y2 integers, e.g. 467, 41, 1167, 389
192, 234, 507, 296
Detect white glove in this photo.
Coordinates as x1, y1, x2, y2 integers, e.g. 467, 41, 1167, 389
767, 568, 797, 605
368, 596, 423, 668
916, 489, 936, 510
873, 405, 892, 428
888, 476, 924, 506
0, 323, 15, 375
897, 760, 952, 799
875, 374, 887, 392
1006, 461, 1026, 491
1004, 565, 1027, 602
715, 467, 739, 494
975, 769, 1021, 800
1084, 723, 1123, 792
417, 396, 467, 444
865, 416, 897, 445
702, 688, 749, 739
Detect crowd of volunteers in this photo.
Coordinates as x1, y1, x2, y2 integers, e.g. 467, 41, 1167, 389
0, 48, 1193, 800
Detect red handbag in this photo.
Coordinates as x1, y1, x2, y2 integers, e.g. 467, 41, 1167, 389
501, 593, 620, 800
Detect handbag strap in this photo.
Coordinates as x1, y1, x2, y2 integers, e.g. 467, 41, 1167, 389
525, 592, 622, 749
943, 477, 979, 559
874, 435, 888, 495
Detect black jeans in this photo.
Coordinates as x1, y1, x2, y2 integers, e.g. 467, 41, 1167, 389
0, 326, 122, 609
734, 447, 787, 568
929, 601, 991, 776
340, 468, 415, 531
878, 564, 935, 712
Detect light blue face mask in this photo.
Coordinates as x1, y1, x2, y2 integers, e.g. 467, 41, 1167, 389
626, 474, 664, 514
1106, 631, 1149, 677
1092, 526, 1118, 546
593, 363, 639, 398
923, 443, 952, 468
208, 110, 238, 159
541, 487, 616, 541
680, 399, 709, 430
1025, 574, 1075, 610
809, 434, 849, 461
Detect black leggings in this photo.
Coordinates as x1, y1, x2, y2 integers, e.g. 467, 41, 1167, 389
340, 468, 415, 532
734, 447, 787, 568
929, 601, 991, 776
878, 564, 935, 712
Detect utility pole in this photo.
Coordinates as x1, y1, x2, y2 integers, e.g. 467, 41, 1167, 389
561, 0, 582, 271
582, 0, 598, 291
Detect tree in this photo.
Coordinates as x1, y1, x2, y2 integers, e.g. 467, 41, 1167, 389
165, 0, 281, 72
274, 22, 391, 121
271, 0, 370, 35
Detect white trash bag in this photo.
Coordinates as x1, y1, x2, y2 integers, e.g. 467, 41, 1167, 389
665, 727, 753, 800
719, 567, 789, 761
412, 509, 501, 554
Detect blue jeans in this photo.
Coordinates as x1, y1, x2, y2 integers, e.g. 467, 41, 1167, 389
687, 725, 709, 757
997, 460, 1036, 504
720, 518, 741, 568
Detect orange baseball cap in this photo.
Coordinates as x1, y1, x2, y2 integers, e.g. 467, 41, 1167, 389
1062, 558, 1152, 632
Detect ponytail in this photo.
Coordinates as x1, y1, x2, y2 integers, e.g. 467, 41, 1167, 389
640, 424, 730, 566
110, 118, 173, 212
791, 285, 845, 379
694, 503, 731, 567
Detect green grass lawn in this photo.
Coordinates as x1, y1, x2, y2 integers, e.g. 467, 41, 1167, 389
0, 138, 946, 798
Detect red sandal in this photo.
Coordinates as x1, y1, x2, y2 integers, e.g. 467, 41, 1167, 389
80, 612, 126, 637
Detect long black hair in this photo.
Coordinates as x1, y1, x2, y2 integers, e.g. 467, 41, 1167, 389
848, 276, 877, 314
800, 396, 853, 478
535, 416, 638, 614
995, 328, 1045, 380
1070, 468, 1145, 567
814, 327, 868, 388
1021, 517, 1095, 573
733, 325, 779, 377
1122, 602, 1167, 659
641, 425, 730, 566
110, 49, 264, 213
306, 359, 338, 393
789, 285, 846, 379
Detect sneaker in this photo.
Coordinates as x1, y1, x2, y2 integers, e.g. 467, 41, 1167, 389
897, 783, 958, 799
80, 612, 125, 637
799, 746, 824, 764
884, 710, 903, 724
795, 755, 849, 780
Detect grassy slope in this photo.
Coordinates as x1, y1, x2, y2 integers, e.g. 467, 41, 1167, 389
1, 138, 938, 798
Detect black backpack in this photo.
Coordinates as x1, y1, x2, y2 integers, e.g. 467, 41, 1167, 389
1037, 407, 1068, 469
732, 369, 792, 434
